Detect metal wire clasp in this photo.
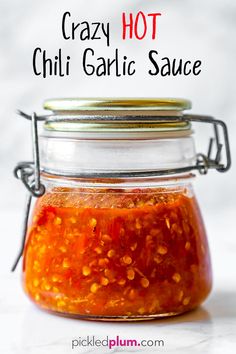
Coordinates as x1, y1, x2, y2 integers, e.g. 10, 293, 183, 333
183, 114, 231, 175
14, 112, 45, 197
11, 112, 45, 271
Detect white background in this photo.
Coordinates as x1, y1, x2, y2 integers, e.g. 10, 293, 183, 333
0, 1, 236, 353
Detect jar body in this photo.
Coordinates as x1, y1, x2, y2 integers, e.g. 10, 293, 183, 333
23, 177, 212, 320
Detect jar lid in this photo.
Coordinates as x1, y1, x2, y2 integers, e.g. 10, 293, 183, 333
44, 97, 191, 113
39, 98, 195, 177
43, 97, 192, 134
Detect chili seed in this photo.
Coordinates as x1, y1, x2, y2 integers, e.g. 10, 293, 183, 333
118, 279, 126, 286
82, 266, 91, 276
98, 258, 109, 267
100, 277, 109, 286
107, 249, 116, 258
102, 234, 112, 242
35, 293, 40, 301
44, 283, 51, 291
172, 273, 181, 283
127, 268, 135, 280
165, 218, 170, 229
69, 217, 77, 224
62, 258, 70, 269
94, 247, 102, 254
90, 283, 100, 294
33, 278, 39, 287
130, 243, 137, 251
183, 296, 191, 306
123, 255, 132, 265
157, 245, 168, 255
59, 246, 67, 253
52, 287, 59, 293
54, 217, 62, 225
185, 241, 191, 250
89, 218, 97, 228
135, 219, 142, 229
138, 307, 145, 315
128, 289, 136, 300
57, 300, 66, 307
104, 269, 115, 281
52, 275, 61, 283
140, 278, 149, 288
154, 255, 163, 264
33, 260, 40, 271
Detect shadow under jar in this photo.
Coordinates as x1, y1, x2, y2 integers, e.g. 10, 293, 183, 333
15, 98, 231, 321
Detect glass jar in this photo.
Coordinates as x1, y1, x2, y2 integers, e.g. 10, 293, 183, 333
14, 98, 231, 321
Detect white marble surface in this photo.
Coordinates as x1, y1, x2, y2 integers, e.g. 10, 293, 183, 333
0, 207, 236, 354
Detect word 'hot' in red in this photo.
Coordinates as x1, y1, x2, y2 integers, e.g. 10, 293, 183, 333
122, 12, 162, 40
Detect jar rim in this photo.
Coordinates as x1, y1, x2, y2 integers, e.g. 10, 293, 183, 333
43, 120, 192, 135
40, 171, 195, 189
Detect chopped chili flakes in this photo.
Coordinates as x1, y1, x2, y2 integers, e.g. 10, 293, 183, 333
23, 186, 212, 318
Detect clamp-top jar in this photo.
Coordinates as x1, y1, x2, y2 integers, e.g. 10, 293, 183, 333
13, 98, 231, 320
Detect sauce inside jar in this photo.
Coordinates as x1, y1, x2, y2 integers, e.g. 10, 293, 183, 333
23, 185, 212, 319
